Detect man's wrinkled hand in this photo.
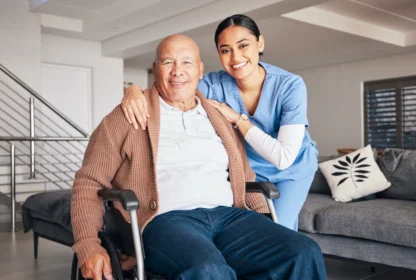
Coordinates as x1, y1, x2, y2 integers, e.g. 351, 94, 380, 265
81, 251, 113, 280
121, 85, 149, 130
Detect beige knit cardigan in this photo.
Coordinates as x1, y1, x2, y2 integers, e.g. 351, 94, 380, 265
71, 86, 269, 266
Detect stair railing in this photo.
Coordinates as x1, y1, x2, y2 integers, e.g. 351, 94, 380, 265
0, 63, 90, 231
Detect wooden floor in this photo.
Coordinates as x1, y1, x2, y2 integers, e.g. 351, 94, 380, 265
0, 229, 73, 279
1, 225, 415, 280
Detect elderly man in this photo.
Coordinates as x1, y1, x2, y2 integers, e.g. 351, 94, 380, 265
71, 34, 326, 280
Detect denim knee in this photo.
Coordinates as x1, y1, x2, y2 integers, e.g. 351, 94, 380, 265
177, 262, 236, 280
308, 239, 324, 258
306, 239, 324, 262
291, 236, 327, 279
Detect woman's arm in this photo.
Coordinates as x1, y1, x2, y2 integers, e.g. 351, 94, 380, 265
207, 100, 304, 170
244, 124, 304, 170
243, 75, 308, 169
121, 74, 217, 129
121, 85, 148, 130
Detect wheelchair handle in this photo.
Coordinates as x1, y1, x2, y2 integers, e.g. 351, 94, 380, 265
246, 182, 279, 223
245, 182, 280, 199
98, 189, 145, 280
98, 189, 140, 211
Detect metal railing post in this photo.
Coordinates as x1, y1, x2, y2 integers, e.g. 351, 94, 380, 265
10, 142, 17, 232
29, 97, 35, 178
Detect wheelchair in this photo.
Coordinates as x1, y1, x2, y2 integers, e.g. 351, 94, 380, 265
71, 182, 279, 280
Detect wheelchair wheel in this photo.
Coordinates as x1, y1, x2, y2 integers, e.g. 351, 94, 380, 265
77, 268, 86, 280
70, 249, 124, 280
70, 253, 87, 280
100, 233, 125, 280
70, 253, 79, 280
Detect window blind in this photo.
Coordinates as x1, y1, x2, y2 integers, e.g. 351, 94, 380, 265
403, 85, 416, 149
364, 77, 416, 150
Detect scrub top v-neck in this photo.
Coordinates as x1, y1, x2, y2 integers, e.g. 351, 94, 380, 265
198, 61, 318, 183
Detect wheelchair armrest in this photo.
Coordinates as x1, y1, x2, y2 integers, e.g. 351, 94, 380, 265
98, 189, 140, 211
245, 182, 280, 199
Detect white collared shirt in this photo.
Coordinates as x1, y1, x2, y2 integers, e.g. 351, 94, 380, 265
156, 96, 234, 215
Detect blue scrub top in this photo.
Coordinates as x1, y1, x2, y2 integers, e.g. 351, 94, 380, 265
198, 61, 318, 183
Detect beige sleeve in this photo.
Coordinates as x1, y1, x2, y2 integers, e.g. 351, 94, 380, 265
230, 123, 270, 213
71, 108, 129, 266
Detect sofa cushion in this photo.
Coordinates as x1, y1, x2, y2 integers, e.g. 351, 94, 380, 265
316, 199, 416, 248
303, 233, 416, 271
318, 145, 391, 202
309, 156, 338, 194
378, 148, 416, 201
298, 193, 338, 233
310, 150, 379, 195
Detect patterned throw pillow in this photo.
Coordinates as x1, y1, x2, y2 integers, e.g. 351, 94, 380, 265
319, 145, 391, 202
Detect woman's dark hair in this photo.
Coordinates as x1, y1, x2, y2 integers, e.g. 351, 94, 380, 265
214, 14, 263, 55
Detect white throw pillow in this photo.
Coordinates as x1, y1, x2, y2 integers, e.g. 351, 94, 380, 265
319, 145, 391, 202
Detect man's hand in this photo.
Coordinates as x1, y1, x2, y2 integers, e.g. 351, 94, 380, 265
121, 85, 149, 130
81, 251, 113, 280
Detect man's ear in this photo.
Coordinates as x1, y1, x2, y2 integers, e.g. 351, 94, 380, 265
258, 35, 265, 53
199, 61, 204, 79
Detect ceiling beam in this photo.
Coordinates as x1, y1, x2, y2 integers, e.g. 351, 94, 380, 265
28, 0, 50, 11
41, 14, 83, 33
82, 0, 216, 41
82, 0, 166, 30
102, 0, 331, 58
28, 0, 98, 19
405, 31, 416, 47
282, 7, 407, 47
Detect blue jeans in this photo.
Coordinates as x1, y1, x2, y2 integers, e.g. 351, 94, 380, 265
273, 174, 315, 231
142, 206, 326, 280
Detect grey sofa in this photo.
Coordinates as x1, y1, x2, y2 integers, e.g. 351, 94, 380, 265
299, 148, 416, 270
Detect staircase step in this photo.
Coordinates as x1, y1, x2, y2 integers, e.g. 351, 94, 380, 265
0, 202, 22, 211
0, 178, 47, 197
0, 193, 23, 224
15, 192, 43, 203
0, 212, 22, 224
0, 164, 30, 174
0, 174, 47, 185
0, 204, 10, 214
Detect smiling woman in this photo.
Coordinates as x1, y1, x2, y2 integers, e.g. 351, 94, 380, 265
120, 14, 319, 231
215, 24, 264, 83
215, 14, 264, 81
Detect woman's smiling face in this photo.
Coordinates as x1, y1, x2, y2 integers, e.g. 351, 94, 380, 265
217, 25, 264, 81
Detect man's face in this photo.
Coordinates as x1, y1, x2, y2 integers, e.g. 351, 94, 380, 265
153, 38, 204, 105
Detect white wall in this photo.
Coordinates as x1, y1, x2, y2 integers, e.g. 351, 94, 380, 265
41, 64, 92, 133
0, 1, 123, 131
297, 51, 416, 156
41, 34, 123, 129
124, 67, 148, 89
0, 0, 42, 92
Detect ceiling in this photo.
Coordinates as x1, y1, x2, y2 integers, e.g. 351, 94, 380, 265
30, 0, 416, 72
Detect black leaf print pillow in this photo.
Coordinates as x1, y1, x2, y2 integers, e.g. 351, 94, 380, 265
318, 145, 391, 202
